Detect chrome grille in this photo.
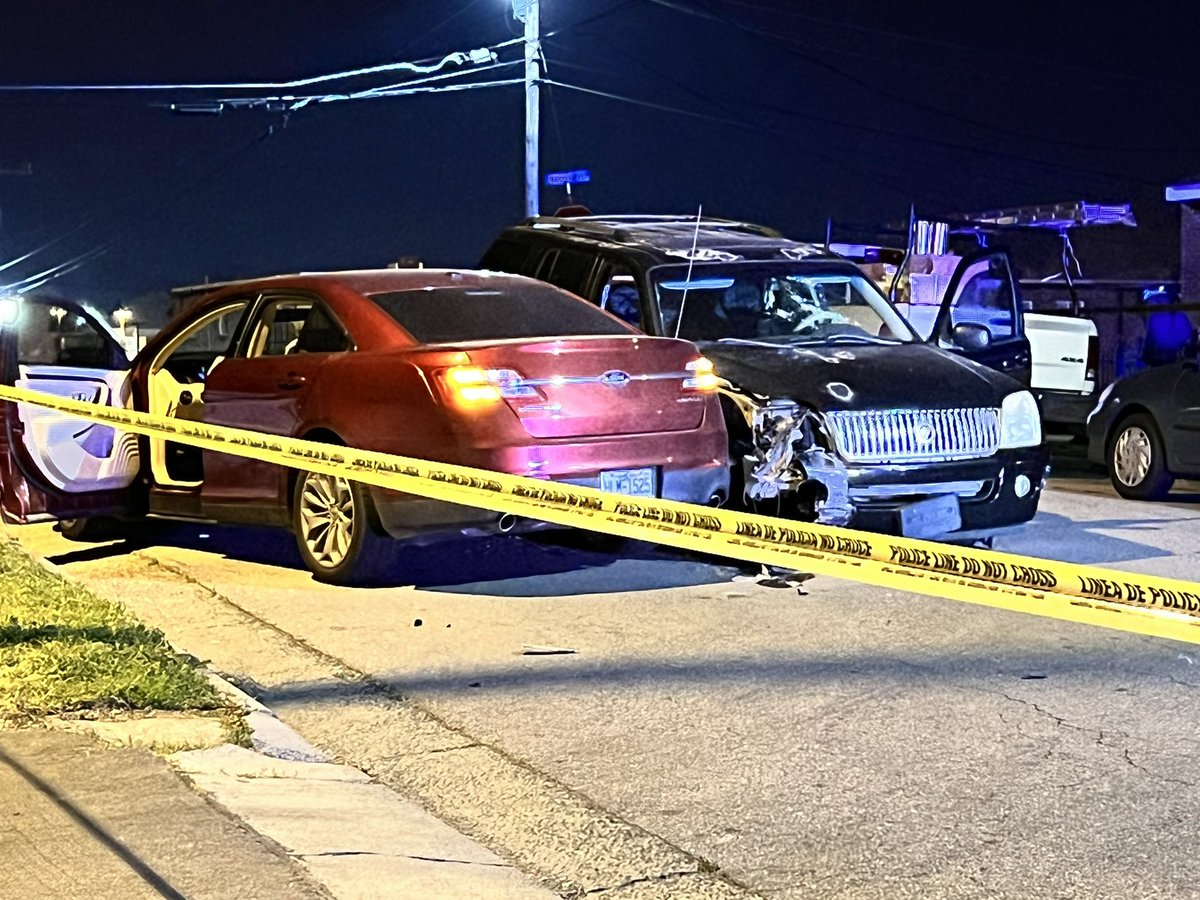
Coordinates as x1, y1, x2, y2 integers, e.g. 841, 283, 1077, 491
825, 408, 1000, 464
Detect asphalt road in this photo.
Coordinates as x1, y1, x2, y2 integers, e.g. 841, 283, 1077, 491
11, 462, 1200, 899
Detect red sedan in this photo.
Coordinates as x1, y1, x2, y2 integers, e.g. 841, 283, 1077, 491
0, 270, 729, 583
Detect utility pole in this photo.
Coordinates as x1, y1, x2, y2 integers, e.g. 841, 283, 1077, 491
512, 0, 540, 218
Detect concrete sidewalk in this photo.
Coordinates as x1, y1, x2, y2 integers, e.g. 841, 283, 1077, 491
173, 676, 556, 899
0, 728, 329, 900
0, 521, 557, 900
1, 710, 555, 900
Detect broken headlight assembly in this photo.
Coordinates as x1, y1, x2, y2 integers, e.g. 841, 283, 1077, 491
744, 400, 852, 525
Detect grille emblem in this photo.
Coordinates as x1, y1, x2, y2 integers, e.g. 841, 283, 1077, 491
913, 422, 935, 446
600, 370, 631, 387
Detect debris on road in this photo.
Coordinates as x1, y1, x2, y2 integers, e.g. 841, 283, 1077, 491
732, 564, 814, 594
521, 644, 578, 656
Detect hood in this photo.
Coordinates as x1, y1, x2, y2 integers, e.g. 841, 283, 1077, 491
700, 340, 1019, 411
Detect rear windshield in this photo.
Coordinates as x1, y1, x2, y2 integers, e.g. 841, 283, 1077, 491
369, 283, 633, 343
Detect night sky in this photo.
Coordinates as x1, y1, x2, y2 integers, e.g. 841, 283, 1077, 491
1, 2, 1197, 320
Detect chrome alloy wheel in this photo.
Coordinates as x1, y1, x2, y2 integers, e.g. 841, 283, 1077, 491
1113, 425, 1153, 488
298, 472, 357, 569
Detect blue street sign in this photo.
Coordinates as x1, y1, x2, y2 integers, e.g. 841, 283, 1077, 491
545, 169, 592, 187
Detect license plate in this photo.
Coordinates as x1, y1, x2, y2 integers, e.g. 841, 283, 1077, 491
898, 494, 962, 539
600, 467, 656, 498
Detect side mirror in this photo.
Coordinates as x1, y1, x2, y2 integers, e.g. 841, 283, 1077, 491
951, 322, 992, 352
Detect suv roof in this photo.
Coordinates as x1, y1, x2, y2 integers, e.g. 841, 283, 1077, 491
510, 214, 834, 263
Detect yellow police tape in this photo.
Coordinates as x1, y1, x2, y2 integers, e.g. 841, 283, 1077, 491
4, 382, 1200, 646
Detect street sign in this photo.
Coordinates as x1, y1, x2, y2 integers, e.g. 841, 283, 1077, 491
545, 169, 591, 187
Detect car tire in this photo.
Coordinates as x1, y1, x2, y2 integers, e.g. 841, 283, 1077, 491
291, 470, 397, 585
56, 517, 119, 542
1108, 413, 1174, 500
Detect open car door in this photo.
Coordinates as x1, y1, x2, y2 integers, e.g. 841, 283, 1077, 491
930, 249, 1032, 385
0, 296, 141, 524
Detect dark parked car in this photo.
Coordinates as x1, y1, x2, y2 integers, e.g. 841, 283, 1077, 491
0, 270, 728, 582
481, 215, 1050, 541
1086, 349, 1200, 499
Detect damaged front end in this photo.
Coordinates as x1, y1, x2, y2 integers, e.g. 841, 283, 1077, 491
741, 400, 853, 525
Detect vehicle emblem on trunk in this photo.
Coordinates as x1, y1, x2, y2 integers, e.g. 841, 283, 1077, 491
600, 370, 631, 387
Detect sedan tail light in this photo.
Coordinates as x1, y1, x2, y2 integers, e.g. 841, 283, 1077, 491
683, 357, 719, 392
440, 366, 544, 407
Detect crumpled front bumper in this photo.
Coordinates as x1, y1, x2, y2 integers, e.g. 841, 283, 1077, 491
839, 445, 1051, 537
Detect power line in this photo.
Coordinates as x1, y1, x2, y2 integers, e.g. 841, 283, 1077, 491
0, 225, 87, 274
216, 63, 524, 112
2, 124, 280, 292
539, 77, 925, 202
677, 0, 1178, 91
640, 0, 1194, 156
0, 2, 636, 99
543, 42, 1160, 193
0, 46, 511, 93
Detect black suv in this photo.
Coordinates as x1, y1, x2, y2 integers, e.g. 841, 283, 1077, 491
480, 215, 1050, 540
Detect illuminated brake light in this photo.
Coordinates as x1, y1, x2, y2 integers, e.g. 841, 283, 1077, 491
442, 366, 543, 405
683, 356, 719, 391
444, 366, 502, 405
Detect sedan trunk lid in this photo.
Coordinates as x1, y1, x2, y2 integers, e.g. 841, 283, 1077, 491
455, 336, 709, 439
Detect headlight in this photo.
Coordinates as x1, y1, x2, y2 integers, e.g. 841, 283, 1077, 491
999, 390, 1042, 449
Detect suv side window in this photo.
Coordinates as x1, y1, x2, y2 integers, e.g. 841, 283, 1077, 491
941, 255, 1019, 343
597, 264, 645, 329
536, 248, 596, 297
480, 238, 533, 275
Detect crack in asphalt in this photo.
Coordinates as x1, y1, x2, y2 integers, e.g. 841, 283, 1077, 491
577, 868, 701, 896
1121, 747, 1198, 787
998, 691, 1198, 787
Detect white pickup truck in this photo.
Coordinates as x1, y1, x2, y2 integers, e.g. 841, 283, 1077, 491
1024, 311, 1097, 396
835, 243, 1098, 430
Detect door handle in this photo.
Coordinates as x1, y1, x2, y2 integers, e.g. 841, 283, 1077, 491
278, 374, 306, 390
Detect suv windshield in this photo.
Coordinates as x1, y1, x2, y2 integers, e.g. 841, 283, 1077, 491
653, 264, 917, 345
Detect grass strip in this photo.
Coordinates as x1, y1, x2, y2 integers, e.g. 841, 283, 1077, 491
0, 539, 220, 718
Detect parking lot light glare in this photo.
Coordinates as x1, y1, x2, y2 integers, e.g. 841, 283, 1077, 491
0, 296, 20, 326
112, 306, 134, 333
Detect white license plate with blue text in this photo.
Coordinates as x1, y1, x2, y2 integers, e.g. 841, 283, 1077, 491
898, 494, 962, 539
600, 467, 656, 498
